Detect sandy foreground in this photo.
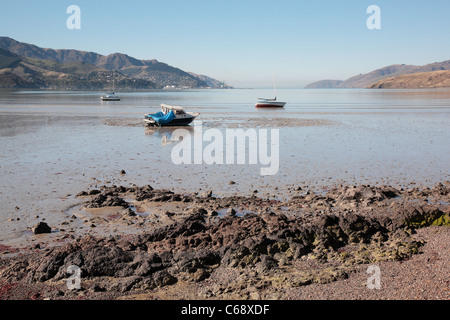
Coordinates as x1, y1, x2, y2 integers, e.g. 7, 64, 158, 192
0, 182, 449, 301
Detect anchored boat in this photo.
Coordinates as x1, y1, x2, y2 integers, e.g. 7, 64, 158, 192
101, 71, 120, 101
255, 97, 286, 108
144, 104, 200, 127
255, 73, 286, 108
101, 92, 120, 101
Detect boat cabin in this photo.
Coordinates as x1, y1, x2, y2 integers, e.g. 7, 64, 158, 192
161, 104, 189, 115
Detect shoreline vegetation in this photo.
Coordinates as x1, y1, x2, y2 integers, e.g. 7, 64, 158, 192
0, 182, 448, 300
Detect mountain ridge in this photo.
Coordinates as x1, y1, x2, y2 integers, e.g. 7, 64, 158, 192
305, 60, 450, 89
0, 47, 160, 90
0, 37, 227, 89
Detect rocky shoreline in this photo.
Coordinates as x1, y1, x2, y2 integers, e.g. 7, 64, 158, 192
0, 182, 449, 300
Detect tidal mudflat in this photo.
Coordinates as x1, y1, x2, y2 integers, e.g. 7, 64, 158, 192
0, 89, 449, 300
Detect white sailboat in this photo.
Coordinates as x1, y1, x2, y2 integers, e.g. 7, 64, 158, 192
101, 71, 120, 101
255, 74, 285, 108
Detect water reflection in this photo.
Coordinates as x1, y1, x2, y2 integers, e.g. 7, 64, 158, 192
144, 126, 194, 146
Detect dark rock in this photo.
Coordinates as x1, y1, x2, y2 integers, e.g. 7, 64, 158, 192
84, 194, 129, 208
122, 208, 136, 217
190, 268, 210, 282
379, 186, 400, 198
191, 207, 208, 216
255, 255, 278, 274
152, 270, 177, 287
165, 211, 175, 217
134, 189, 174, 202
32, 222, 51, 235
4, 183, 447, 297
200, 190, 213, 198
209, 210, 218, 217
91, 284, 106, 292
195, 250, 221, 266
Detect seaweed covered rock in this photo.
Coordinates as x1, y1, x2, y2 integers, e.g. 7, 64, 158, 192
1, 183, 449, 296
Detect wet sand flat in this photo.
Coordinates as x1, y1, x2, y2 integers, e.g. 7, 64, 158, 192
0, 88, 449, 300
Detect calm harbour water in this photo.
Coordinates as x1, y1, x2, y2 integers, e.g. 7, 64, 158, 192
1, 88, 450, 242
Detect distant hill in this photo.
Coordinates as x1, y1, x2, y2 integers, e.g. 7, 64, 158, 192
368, 70, 450, 89
117, 59, 207, 88
304, 79, 343, 89
0, 47, 159, 90
305, 60, 450, 89
337, 64, 415, 88
339, 61, 450, 88
0, 37, 225, 89
188, 72, 232, 88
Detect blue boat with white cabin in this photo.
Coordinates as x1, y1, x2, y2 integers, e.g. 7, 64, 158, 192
144, 104, 200, 126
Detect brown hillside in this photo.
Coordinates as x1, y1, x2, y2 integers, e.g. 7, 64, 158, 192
368, 70, 450, 89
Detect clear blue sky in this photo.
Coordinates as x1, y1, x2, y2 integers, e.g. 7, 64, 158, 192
1, 0, 450, 87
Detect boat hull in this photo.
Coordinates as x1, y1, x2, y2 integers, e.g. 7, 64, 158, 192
144, 116, 196, 127
255, 102, 286, 108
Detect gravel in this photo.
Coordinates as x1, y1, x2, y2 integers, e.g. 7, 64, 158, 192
283, 226, 450, 300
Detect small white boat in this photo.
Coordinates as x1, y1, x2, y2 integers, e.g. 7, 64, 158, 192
255, 73, 286, 108
144, 104, 200, 126
101, 92, 120, 101
101, 71, 120, 101
255, 97, 286, 108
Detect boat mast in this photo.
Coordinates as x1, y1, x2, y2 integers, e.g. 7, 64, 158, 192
273, 72, 277, 100
113, 71, 115, 94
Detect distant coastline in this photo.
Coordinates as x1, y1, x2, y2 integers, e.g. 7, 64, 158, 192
305, 59, 450, 89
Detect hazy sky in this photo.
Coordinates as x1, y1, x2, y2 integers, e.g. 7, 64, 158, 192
1, 0, 450, 87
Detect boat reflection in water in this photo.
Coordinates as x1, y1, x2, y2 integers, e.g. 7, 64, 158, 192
145, 126, 194, 146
